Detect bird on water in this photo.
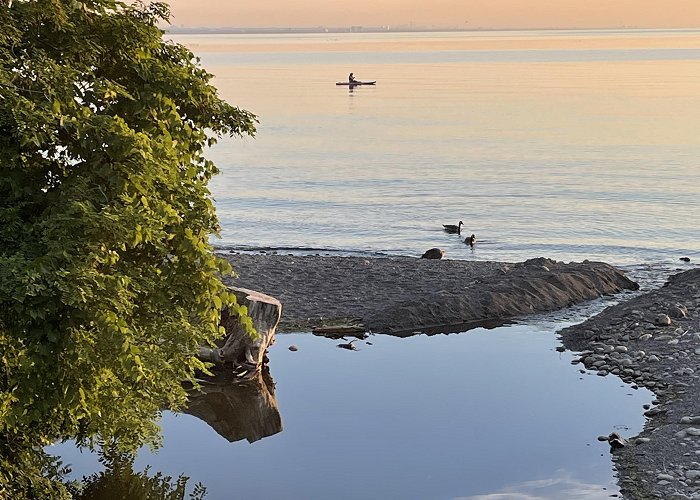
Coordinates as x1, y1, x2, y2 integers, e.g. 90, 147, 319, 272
443, 221, 464, 234
464, 234, 476, 247
421, 248, 445, 259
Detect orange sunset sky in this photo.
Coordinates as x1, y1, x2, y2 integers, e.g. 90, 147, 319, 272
166, 0, 700, 29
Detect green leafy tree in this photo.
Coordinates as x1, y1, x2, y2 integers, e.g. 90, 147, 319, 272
0, 0, 255, 496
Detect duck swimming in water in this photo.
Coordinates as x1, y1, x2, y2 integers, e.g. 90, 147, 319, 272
464, 234, 476, 247
443, 221, 464, 234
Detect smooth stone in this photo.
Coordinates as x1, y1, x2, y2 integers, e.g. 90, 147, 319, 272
681, 417, 700, 424
288, 345, 299, 351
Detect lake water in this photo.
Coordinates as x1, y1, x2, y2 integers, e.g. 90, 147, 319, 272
188, 29, 700, 268
53, 30, 700, 498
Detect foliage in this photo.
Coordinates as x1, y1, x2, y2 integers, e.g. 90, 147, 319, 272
0, 443, 75, 499
0, 0, 255, 496
69, 447, 207, 500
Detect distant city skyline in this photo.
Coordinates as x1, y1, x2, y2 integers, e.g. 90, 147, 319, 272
166, 0, 700, 30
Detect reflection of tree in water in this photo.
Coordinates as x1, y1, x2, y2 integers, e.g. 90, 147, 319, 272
55, 369, 280, 499
70, 447, 207, 500
184, 367, 282, 444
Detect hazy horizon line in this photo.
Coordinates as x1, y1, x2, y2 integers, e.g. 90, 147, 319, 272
165, 25, 700, 34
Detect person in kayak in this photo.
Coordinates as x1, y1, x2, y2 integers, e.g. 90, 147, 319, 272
348, 72, 357, 83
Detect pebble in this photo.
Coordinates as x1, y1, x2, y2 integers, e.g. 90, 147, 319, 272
288, 345, 299, 351
681, 417, 700, 425
686, 471, 700, 480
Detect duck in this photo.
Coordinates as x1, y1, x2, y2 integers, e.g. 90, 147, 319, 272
464, 234, 476, 247
421, 248, 445, 259
443, 221, 464, 234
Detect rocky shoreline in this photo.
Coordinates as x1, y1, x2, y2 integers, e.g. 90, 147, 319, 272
560, 268, 700, 499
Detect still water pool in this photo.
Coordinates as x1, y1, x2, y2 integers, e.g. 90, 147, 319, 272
53, 318, 651, 499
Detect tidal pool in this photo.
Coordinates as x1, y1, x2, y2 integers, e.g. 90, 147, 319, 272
53, 321, 651, 499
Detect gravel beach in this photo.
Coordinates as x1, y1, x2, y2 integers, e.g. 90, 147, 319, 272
222, 253, 637, 334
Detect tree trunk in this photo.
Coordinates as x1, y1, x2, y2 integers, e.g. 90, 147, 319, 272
198, 287, 282, 374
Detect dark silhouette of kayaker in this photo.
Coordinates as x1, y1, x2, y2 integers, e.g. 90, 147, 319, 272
349, 72, 357, 83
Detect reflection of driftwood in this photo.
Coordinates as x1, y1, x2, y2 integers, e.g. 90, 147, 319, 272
185, 369, 282, 443
199, 287, 281, 372
312, 325, 367, 339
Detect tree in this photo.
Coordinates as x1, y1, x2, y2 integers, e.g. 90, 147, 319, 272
0, 1, 256, 496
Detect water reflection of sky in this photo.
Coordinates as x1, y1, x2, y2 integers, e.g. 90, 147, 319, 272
53, 324, 651, 499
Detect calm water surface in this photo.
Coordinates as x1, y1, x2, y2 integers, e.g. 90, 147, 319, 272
54, 30, 698, 498
185, 29, 700, 267
55, 321, 651, 499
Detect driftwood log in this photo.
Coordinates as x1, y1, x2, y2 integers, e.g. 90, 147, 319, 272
198, 287, 282, 374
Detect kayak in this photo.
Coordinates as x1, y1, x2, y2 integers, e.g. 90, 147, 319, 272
336, 81, 376, 86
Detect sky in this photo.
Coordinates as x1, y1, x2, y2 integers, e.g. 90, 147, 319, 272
166, 0, 700, 29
